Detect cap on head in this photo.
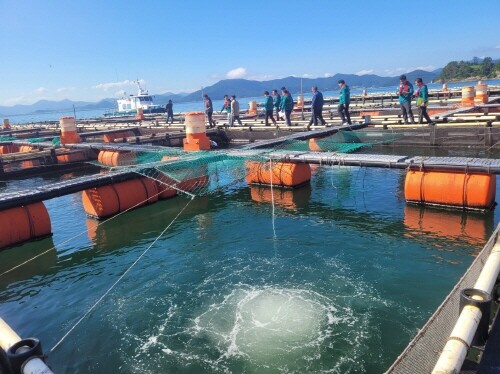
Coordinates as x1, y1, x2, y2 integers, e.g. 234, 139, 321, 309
400, 75, 406, 80
415, 78, 423, 84
338, 79, 345, 84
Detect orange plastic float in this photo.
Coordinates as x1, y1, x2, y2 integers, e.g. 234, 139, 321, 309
0, 145, 20, 154
474, 83, 488, 104
21, 160, 41, 169
246, 161, 311, 187
404, 170, 496, 210
248, 101, 258, 116
183, 112, 210, 152
309, 138, 323, 152
461, 86, 475, 107
59, 116, 81, 144
82, 178, 158, 219
19, 145, 34, 153
57, 149, 89, 163
136, 107, 145, 120
97, 150, 135, 166
0, 202, 52, 249
103, 131, 135, 143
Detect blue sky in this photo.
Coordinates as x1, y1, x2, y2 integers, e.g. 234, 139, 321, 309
1, 0, 499, 106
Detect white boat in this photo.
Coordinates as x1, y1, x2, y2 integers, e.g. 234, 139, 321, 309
105, 81, 165, 117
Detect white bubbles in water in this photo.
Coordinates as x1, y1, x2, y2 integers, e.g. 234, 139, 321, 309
193, 286, 338, 366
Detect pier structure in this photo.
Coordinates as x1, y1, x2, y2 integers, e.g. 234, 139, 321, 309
1, 85, 500, 373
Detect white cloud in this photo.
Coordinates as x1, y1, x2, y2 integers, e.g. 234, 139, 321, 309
414, 65, 435, 71
495, 45, 500, 49
247, 74, 274, 81
226, 67, 247, 79
302, 73, 313, 78
323, 73, 333, 78
56, 87, 75, 93
115, 90, 127, 97
356, 69, 374, 75
35, 87, 47, 94
92, 79, 145, 91
2, 96, 26, 105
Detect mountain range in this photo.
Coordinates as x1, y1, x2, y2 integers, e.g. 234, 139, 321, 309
0, 70, 438, 116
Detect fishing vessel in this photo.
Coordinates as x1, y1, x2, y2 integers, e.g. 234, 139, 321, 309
104, 81, 165, 117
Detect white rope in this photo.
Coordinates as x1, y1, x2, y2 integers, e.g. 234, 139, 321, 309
0, 173, 191, 279
50, 195, 194, 353
269, 157, 277, 239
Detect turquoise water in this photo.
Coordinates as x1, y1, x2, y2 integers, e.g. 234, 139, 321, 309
0, 164, 498, 373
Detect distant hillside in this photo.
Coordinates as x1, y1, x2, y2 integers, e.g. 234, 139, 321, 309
182, 70, 438, 101
438, 56, 500, 82
0, 70, 438, 116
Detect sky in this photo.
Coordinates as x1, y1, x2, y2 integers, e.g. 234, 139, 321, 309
0, 0, 499, 106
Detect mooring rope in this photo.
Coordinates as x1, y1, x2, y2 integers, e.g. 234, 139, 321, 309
269, 157, 277, 239
0, 175, 192, 279
50, 195, 194, 354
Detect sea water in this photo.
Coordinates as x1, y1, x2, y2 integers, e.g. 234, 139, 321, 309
0, 159, 498, 373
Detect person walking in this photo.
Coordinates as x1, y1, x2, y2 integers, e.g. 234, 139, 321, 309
338, 80, 351, 125
165, 99, 174, 124
220, 95, 231, 124
204, 94, 215, 127
414, 78, 436, 125
308, 86, 327, 126
230, 95, 243, 126
397, 75, 415, 124
280, 89, 294, 126
272, 89, 281, 121
263, 91, 276, 126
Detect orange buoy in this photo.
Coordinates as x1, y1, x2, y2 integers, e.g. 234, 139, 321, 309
56, 149, 89, 163
404, 170, 496, 210
183, 112, 211, 152
461, 86, 475, 107
21, 160, 41, 169
82, 178, 158, 219
155, 173, 178, 199
248, 100, 258, 115
0, 202, 52, 249
136, 107, 145, 120
19, 145, 34, 153
245, 161, 311, 187
296, 95, 304, 109
474, 83, 488, 104
309, 138, 323, 152
103, 131, 135, 143
0, 145, 20, 154
59, 116, 81, 144
97, 150, 136, 166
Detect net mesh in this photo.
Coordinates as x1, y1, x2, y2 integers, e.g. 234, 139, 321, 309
91, 130, 401, 197
387, 227, 499, 373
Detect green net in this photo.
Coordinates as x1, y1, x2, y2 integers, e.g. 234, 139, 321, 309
52, 137, 60, 146
27, 138, 47, 143
0, 136, 17, 141
94, 130, 401, 198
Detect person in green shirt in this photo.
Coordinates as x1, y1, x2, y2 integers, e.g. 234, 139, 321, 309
414, 78, 435, 125
262, 91, 276, 126
338, 80, 352, 125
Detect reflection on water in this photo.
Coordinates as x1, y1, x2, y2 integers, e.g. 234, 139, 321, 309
0, 164, 498, 373
0, 237, 57, 287
404, 205, 493, 249
249, 185, 311, 210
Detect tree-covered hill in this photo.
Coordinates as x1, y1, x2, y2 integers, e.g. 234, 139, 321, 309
438, 57, 500, 82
